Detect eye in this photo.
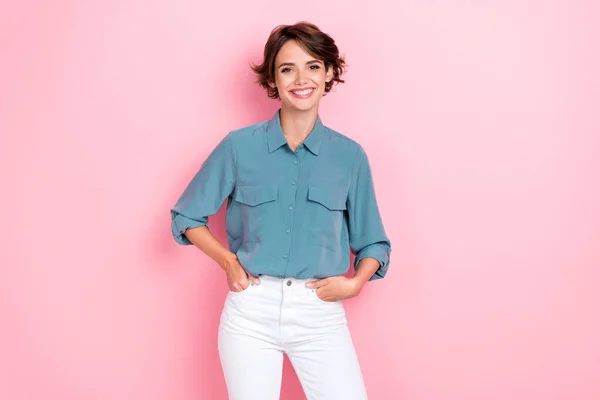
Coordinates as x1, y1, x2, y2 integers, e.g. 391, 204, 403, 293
310, 65, 321, 70
281, 67, 292, 73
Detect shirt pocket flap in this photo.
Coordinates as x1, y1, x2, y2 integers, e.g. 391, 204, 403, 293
235, 184, 278, 206
307, 185, 347, 211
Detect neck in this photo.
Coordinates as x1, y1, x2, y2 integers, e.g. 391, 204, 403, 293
279, 105, 319, 146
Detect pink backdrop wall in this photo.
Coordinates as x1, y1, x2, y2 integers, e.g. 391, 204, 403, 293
2, 1, 599, 399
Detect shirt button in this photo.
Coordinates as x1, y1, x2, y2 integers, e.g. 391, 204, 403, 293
283, 254, 287, 259
286, 229, 291, 234
288, 206, 293, 211
291, 181, 296, 185
293, 160, 298, 164
286, 280, 292, 286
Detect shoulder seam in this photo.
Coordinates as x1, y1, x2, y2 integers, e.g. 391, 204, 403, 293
225, 131, 238, 185
324, 126, 360, 146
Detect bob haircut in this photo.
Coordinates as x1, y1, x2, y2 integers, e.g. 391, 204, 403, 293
251, 21, 346, 99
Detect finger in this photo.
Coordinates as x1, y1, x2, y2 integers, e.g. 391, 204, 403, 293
248, 272, 261, 285
306, 278, 329, 288
242, 267, 261, 285
233, 275, 251, 292
316, 287, 335, 302
232, 281, 249, 292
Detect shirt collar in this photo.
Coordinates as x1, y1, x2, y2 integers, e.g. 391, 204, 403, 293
266, 109, 325, 156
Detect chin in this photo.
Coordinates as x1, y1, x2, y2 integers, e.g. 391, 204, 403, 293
283, 98, 320, 112
291, 103, 316, 112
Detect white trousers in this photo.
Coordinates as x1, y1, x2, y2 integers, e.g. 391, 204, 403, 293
218, 274, 368, 400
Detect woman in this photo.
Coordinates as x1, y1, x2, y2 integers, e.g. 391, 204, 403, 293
170, 21, 391, 400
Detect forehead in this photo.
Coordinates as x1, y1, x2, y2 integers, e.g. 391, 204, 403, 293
275, 40, 319, 63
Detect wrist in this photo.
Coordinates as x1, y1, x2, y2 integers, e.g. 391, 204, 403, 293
350, 276, 367, 294
218, 251, 238, 271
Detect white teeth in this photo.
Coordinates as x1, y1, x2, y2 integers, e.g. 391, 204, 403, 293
292, 89, 314, 96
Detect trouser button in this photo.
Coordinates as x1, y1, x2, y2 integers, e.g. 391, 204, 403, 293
286, 280, 292, 286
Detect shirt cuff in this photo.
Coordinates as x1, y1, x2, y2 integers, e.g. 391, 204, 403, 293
354, 243, 391, 281
171, 212, 208, 245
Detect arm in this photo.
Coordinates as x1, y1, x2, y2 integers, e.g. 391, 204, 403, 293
170, 132, 260, 288
183, 223, 260, 289
347, 144, 392, 289
352, 257, 382, 288
170, 132, 236, 245
182, 225, 238, 271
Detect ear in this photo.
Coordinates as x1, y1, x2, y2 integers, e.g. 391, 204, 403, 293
268, 81, 276, 89
326, 65, 334, 82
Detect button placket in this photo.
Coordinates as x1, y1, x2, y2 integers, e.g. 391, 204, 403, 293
282, 152, 300, 275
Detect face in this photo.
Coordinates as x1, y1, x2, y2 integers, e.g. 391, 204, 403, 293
269, 40, 333, 112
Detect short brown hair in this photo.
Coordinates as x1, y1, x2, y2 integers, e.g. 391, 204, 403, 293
251, 22, 346, 99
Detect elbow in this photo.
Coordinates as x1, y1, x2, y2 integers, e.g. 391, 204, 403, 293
171, 210, 208, 245
353, 241, 391, 280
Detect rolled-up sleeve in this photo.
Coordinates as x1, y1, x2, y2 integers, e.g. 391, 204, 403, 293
170, 132, 236, 245
347, 145, 392, 280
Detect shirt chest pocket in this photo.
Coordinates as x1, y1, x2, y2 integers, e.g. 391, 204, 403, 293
234, 184, 279, 243
307, 185, 347, 211
305, 184, 348, 249
235, 184, 278, 206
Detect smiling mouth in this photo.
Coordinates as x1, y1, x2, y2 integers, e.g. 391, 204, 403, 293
289, 88, 316, 99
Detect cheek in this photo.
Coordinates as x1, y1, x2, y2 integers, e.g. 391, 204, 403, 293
276, 75, 293, 90
313, 73, 327, 87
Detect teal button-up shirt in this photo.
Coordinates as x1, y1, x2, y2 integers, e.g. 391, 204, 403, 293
170, 109, 391, 281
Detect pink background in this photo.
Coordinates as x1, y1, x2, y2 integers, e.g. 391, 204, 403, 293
2, 1, 599, 399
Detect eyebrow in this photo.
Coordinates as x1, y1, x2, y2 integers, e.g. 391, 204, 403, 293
277, 60, 323, 69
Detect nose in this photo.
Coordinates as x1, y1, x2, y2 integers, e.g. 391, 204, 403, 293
294, 69, 308, 85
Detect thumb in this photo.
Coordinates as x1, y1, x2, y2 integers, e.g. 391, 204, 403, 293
247, 271, 261, 285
